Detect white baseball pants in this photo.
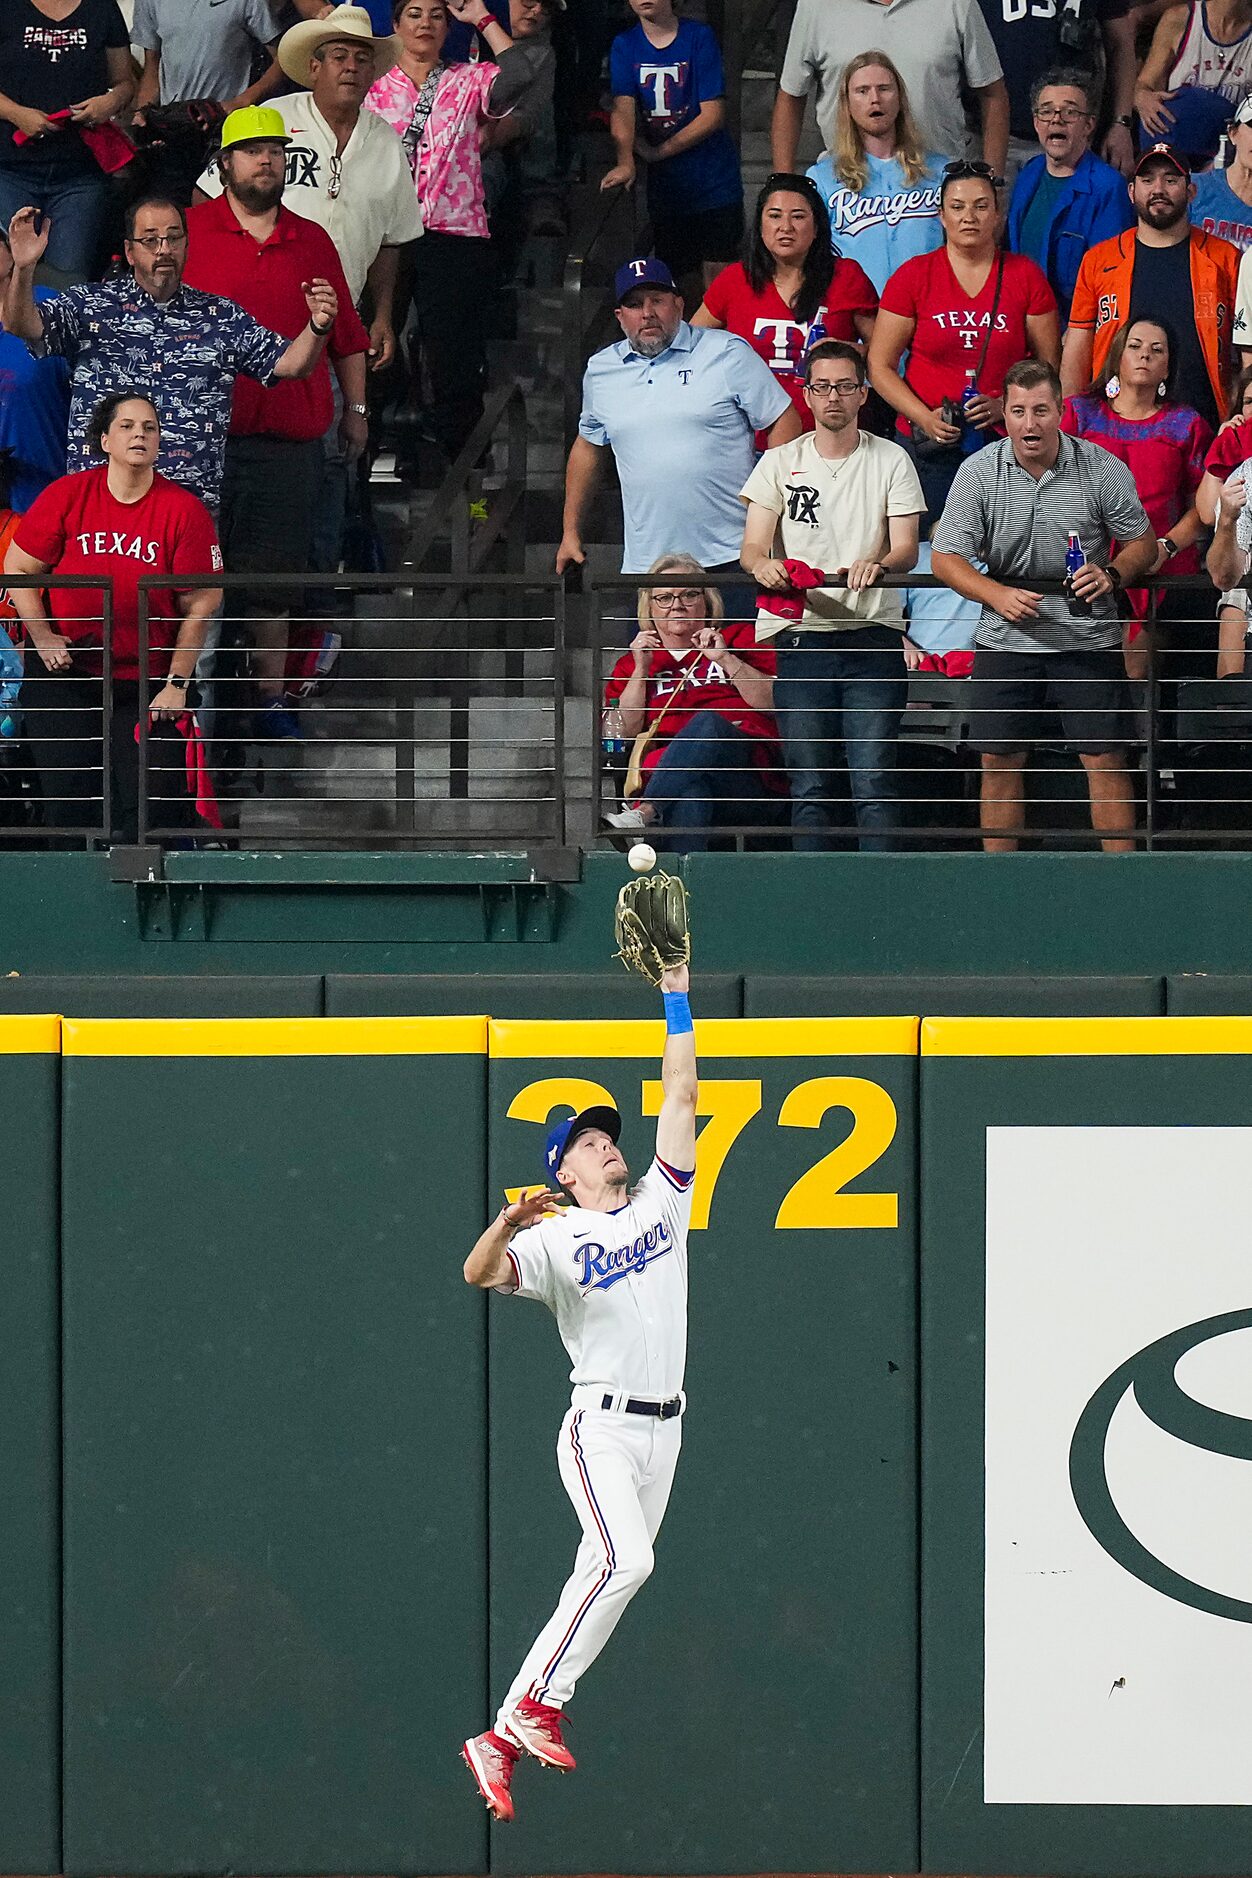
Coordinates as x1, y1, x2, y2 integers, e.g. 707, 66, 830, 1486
496, 1401, 682, 1730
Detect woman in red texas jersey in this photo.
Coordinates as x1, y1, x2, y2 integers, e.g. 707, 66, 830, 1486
692, 172, 878, 437
602, 551, 786, 852
5, 389, 222, 843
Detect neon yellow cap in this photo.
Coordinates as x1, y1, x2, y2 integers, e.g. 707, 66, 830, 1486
219, 105, 292, 152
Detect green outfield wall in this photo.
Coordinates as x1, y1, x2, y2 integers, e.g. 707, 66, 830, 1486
5, 1011, 1252, 1876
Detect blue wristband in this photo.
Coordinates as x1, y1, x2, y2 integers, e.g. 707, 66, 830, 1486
663, 991, 693, 1035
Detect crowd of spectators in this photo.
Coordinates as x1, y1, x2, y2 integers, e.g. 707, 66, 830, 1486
563, 0, 1252, 854
8, 0, 1252, 850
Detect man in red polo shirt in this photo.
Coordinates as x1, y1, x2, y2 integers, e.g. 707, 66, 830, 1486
185, 104, 370, 741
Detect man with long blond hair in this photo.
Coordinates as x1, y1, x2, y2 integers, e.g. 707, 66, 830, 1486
771, 0, 1008, 182
806, 51, 947, 293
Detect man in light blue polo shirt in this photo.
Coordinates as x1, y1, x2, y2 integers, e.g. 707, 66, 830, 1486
557, 257, 800, 581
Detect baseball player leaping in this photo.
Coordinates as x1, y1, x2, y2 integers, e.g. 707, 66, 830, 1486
460, 961, 698, 1822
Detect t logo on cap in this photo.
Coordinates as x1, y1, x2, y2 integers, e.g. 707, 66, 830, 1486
614, 255, 679, 302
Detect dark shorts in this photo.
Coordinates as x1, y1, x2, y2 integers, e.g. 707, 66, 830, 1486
219, 435, 324, 614
970, 646, 1134, 755
650, 199, 744, 279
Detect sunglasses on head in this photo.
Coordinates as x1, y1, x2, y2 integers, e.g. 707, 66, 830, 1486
941, 158, 1003, 185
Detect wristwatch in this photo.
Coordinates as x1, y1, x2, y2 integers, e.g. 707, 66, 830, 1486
347, 402, 368, 417
168, 674, 190, 691
1114, 112, 1134, 128
1106, 565, 1124, 591
1158, 535, 1179, 560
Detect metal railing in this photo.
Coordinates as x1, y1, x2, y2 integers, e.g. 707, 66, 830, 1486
408, 381, 529, 579
6, 568, 1252, 855
134, 573, 567, 851
0, 578, 113, 845
589, 573, 1252, 853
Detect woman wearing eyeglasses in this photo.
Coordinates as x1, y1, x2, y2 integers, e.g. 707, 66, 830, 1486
691, 173, 877, 435
868, 159, 1059, 520
366, 0, 534, 462
602, 552, 786, 852
805, 52, 947, 295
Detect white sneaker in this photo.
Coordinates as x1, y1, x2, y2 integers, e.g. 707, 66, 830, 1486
604, 807, 647, 831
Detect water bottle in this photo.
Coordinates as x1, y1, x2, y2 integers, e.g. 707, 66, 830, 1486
601, 703, 627, 759
1064, 531, 1092, 618
960, 367, 978, 417
803, 308, 828, 364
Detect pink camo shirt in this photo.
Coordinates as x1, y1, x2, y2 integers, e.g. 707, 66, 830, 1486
366, 61, 498, 240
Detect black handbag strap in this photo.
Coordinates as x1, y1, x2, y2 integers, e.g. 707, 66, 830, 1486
971, 250, 1006, 393
401, 64, 443, 173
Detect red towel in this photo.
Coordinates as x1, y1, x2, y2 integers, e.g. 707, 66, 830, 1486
13, 112, 135, 172
133, 714, 223, 829
915, 649, 974, 679
755, 559, 832, 623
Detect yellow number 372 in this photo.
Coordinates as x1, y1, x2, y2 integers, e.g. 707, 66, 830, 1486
506, 1075, 898, 1231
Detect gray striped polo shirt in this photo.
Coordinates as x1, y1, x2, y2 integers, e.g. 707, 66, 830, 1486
932, 433, 1151, 652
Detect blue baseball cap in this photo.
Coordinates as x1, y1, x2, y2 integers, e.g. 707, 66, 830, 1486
614, 256, 678, 303
543, 1104, 621, 1182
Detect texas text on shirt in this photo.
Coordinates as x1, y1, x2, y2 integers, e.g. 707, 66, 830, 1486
497, 1157, 695, 1400
196, 90, 423, 304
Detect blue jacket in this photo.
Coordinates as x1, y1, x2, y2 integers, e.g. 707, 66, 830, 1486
1006, 150, 1134, 323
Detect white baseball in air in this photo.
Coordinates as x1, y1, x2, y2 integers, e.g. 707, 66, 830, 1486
628, 842, 657, 873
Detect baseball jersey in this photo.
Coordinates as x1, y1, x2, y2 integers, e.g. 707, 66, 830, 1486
701, 259, 878, 428
14, 466, 222, 679
500, 1157, 694, 1397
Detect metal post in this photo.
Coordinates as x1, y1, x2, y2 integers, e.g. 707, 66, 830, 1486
590, 584, 605, 839
103, 580, 116, 847
553, 577, 567, 846
1144, 586, 1158, 852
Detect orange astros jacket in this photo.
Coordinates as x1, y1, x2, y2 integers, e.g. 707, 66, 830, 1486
1069, 226, 1241, 419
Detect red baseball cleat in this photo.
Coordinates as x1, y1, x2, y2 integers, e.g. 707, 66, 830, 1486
507, 1695, 576, 1771
461, 1730, 520, 1821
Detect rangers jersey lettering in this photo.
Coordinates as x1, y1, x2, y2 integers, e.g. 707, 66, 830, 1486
501, 1157, 694, 1395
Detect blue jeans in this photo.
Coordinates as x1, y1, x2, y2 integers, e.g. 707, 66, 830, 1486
773, 628, 906, 852
643, 710, 777, 854
0, 161, 111, 278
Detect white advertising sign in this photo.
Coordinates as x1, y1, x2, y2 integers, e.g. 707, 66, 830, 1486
984, 1126, 1252, 1805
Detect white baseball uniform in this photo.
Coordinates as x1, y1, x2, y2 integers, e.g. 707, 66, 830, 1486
493, 1153, 694, 1731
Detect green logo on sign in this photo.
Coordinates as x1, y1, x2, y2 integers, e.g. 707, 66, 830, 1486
1069, 1308, 1252, 1624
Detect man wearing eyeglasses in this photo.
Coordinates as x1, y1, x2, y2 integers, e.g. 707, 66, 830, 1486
0, 195, 338, 516
1005, 68, 1132, 325
739, 337, 926, 851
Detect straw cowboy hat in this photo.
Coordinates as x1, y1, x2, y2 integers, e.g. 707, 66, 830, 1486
277, 5, 397, 88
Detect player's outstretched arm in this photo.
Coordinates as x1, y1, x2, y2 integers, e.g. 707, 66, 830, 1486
463, 1189, 562, 1288
655, 962, 697, 1172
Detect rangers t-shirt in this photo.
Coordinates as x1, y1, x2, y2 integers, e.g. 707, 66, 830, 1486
608, 19, 742, 214
15, 467, 222, 679
701, 259, 878, 427
1191, 168, 1252, 254
604, 621, 782, 786
878, 247, 1057, 436
0, 0, 129, 174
